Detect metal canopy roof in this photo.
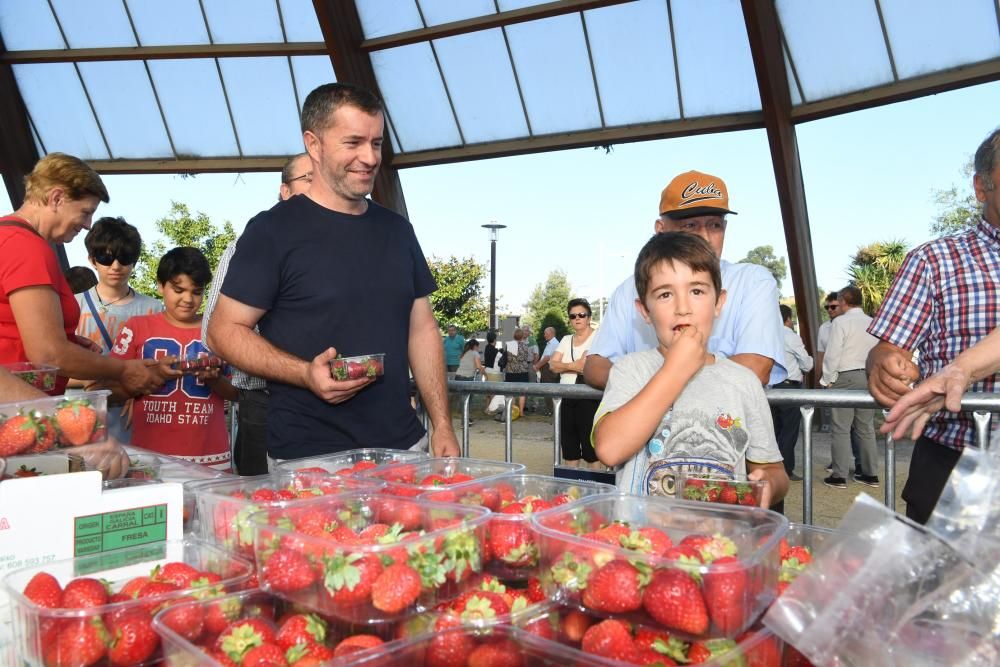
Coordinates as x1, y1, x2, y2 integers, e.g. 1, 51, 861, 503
1, 0, 997, 173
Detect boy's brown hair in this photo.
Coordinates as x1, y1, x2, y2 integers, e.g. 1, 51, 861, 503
634, 232, 722, 301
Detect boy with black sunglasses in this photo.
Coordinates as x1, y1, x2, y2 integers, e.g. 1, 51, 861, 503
73, 217, 162, 442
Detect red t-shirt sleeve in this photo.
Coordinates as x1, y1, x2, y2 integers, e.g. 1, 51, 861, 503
110, 317, 143, 361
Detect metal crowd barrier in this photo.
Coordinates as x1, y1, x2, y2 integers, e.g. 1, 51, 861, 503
418, 380, 999, 525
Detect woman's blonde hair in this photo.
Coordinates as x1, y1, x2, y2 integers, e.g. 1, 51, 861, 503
24, 153, 109, 205
513, 328, 524, 341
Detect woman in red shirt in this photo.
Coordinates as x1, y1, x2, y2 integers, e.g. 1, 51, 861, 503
0, 153, 171, 396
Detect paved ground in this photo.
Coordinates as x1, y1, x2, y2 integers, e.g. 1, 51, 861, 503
448, 402, 911, 529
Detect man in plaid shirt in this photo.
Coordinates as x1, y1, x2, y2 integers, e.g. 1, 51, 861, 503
867, 127, 1000, 524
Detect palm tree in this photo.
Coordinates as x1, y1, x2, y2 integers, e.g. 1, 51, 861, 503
847, 240, 909, 315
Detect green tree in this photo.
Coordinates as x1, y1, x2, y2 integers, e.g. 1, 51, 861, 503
523, 270, 574, 332
535, 308, 570, 350
931, 160, 981, 237
132, 201, 236, 298
738, 245, 787, 290
427, 255, 489, 334
847, 240, 909, 315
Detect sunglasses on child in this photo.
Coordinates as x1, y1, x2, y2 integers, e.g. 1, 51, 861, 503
568, 312, 590, 320
93, 250, 139, 266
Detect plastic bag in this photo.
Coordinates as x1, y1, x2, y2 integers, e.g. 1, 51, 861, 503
486, 394, 506, 415
764, 494, 996, 666
927, 443, 1000, 565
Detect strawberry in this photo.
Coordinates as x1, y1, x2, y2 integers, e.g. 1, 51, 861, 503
466, 639, 524, 667
157, 595, 204, 641
371, 563, 422, 613
61, 577, 109, 609
635, 646, 679, 666
217, 618, 277, 662
29, 416, 59, 453
642, 569, 709, 636
106, 610, 158, 666
263, 547, 317, 593
425, 618, 475, 667
23, 571, 62, 608
137, 580, 180, 614
276, 613, 326, 650
333, 634, 383, 657
740, 630, 782, 667
525, 577, 545, 603
420, 473, 449, 486
449, 590, 510, 623
54, 399, 98, 445
45, 618, 110, 667
346, 361, 366, 379
0, 414, 38, 456
560, 609, 592, 643
687, 639, 737, 664
581, 619, 640, 663
321, 552, 382, 604
204, 595, 243, 634
287, 643, 336, 665
242, 642, 288, 666
781, 545, 812, 567
13, 465, 41, 477
739, 492, 758, 507
702, 556, 748, 635
719, 486, 739, 504
118, 576, 150, 599
488, 519, 536, 568
582, 559, 646, 613
151, 561, 202, 588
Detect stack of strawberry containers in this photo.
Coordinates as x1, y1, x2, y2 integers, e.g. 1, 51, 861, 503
270, 447, 430, 493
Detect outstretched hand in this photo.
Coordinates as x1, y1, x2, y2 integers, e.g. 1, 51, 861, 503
881, 363, 970, 441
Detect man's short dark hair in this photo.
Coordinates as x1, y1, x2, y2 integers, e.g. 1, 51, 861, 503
157, 247, 212, 288
280, 152, 309, 184
64, 266, 97, 294
634, 232, 722, 301
974, 126, 1000, 190
84, 216, 142, 261
301, 83, 384, 135
567, 298, 591, 316
839, 285, 863, 307
825, 291, 839, 302
780, 304, 793, 322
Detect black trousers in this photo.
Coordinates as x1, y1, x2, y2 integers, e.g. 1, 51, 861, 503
902, 435, 962, 525
561, 398, 599, 463
770, 379, 803, 475
235, 388, 269, 476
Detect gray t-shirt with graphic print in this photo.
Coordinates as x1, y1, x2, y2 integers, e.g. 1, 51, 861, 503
594, 349, 782, 495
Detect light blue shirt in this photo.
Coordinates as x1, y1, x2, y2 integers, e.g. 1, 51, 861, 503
589, 260, 788, 385
541, 337, 560, 360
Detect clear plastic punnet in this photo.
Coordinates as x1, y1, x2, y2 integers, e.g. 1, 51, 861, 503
5, 538, 254, 667
272, 447, 430, 490
0, 389, 110, 454
2, 362, 59, 392
420, 473, 615, 580
328, 352, 385, 380
192, 473, 380, 560
674, 472, 769, 507
530, 493, 788, 639
357, 457, 525, 497
251, 491, 491, 624
764, 494, 997, 667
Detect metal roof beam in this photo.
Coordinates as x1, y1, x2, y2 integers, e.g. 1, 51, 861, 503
360, 0, 632, 52
85, 157, 287, 174
0, 42, 327, 64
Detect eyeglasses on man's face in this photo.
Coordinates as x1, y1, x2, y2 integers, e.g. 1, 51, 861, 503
287, 172, 313, 184
825, 304, 839, 311
568, 312, 590, 320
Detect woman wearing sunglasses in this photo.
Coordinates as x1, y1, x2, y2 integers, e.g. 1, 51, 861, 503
0, 153, 172, 397
549, 298, 601, 468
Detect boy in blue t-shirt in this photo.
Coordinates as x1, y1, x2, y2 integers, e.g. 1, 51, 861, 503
593, 232, 788, 507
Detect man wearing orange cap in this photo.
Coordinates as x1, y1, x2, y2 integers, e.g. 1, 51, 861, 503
584, 170, 787, 389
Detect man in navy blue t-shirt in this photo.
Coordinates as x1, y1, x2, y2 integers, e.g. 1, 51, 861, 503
206, 83, 460, 462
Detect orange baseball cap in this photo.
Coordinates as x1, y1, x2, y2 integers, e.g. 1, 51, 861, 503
659, 170, 737, 219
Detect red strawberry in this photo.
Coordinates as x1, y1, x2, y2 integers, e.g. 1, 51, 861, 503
582, 559, 645, 613
106, 610, 158, 666
425, 618, 475, 667
263, 547, 317, 593
287, 642, 336, 665
54, 399, 98, 445
29, 416, 59, 453
587, 522, 631, 546
13, 464, 41, 476
740, 630, 782, 667
204, 596, 243, 634
217, 618, 277, 662
635, 646, 679, 665
488, 519, 536, 568
321, 552, 383, 604
420, 473, 449, 486
152, 561, 201, 588
560, 609, 592, 643
251, 488, 278, 502
137, 580, 179, 614
242, 642, 288, 666
466, 639, 524, 667
687, 639, 737, 664
525, 577, 545, 603
702, 556, 748, 635
23, 571, 62, 609
333, 634, 384, 657
118, 576, 150, 599
581, 619, 639, 663
45, 618, 110, 667
157, 595, 204, 641
449, 590, 511, 623
642, 569, 709, 635
782, 545, 813, 567
719, 486, 739, 504
0, 414, 38, 456
371, 563, 422, 613
61, 577, 109, 609
276, 613, 326, 650
739, 492, 758, 507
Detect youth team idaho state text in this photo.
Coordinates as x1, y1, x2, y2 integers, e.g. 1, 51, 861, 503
141, 399, 215, 425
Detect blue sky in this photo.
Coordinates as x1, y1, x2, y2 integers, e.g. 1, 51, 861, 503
2, 80, 996, 314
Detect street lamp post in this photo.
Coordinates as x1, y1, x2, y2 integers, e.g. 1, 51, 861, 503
482, 222, 506, 333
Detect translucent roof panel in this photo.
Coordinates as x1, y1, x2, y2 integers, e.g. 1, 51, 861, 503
0, 0, 64, 51
202, 0, 284, 44
278, 0, 324, 42
218, 57, 303, 155
432, 29, 529, 143
785, 47, 802, 106
777, 0, 894, 101
419, 0, 495, 25
77, 61, 172, 159
12, 63, 109, 160
505, 14, 602, 135
50, 0, 136, 49
880, 0, 1000, 80
585, 0, 681, 126
371, 43, 462, 151
148, 59, 238, 156
127, 0, 210, 47
672, 0, 761, 117
356, 0, 422, 39
290, 56, 337, 112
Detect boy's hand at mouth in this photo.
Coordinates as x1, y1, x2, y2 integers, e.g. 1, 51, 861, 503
663, 324, 708, 381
